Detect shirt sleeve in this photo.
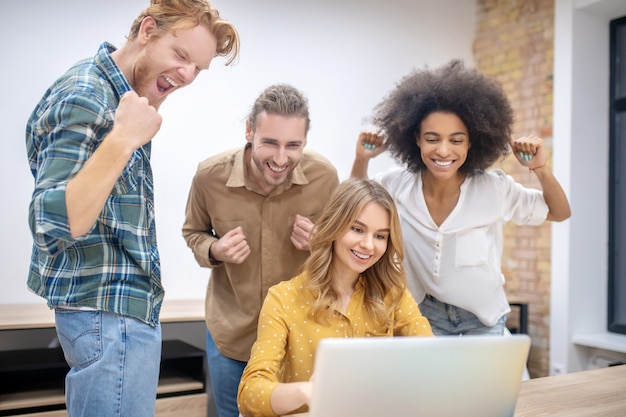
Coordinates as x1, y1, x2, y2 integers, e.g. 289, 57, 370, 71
491, 170, 548, 225
181, 168, 219, 269
28, 92, 111, 256
373, 166, 406, 191
238, 286, 289, 417
393, 289, 434, 337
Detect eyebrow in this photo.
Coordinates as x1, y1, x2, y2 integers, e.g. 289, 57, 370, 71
423, 131, 467, 137
354, 220, 390, 233
261, 138, 305, 145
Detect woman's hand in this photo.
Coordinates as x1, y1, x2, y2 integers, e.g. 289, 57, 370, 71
352, 131, 387, 178
510, 135, 547, 170
270, 380, 314, 416
356, 130, 387, 159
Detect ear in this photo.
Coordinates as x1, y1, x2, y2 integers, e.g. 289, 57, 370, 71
245, 120, 253, 143
137, 16, 158, 44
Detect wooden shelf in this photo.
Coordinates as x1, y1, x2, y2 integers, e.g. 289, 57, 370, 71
0, 299, 205, 330
0, 301, 207, 416
1, 393, 209, 417
0, 377, 205, 412
0, 340, 206, 416
0, 387, 65, 411
158, 375, 204, 395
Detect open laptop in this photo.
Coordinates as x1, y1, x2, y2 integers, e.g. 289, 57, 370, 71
309, 334, 530, 417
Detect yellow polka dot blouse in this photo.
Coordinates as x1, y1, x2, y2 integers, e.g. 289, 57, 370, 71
237, 272, 433, 417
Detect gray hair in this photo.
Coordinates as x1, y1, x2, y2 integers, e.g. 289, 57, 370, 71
247, 84, 311, 134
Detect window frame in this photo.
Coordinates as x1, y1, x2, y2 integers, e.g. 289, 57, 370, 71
608, 16, 626, 335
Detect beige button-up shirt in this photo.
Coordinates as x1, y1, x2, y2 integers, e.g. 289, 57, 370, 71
182, 145, 339, 361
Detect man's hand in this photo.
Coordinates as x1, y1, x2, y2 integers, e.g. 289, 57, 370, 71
65, 91, 162, 238
111, 91, 162, 150
291, 214, 316, 251
209, 226, 250, 264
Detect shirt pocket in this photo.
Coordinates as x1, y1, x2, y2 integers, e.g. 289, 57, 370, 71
455, 226, 489, 267
211, 218, 250, 240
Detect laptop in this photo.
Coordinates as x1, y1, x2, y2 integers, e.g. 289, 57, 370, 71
309, 334, 530, 417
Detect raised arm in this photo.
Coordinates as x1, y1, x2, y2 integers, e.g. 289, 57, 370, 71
528, 165, 571, 221
350, 131, 387, 178
510, 135, 571, 222
66, 91, 162, 237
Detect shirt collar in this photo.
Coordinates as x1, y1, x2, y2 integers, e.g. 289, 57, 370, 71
226, 144, 310, 191
95, 42, 132, 100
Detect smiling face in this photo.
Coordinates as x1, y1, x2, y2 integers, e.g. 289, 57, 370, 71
246, 111, 307, 193
131, 19, 217, 109
332, 202, 391, 281
417, 111, 471, 180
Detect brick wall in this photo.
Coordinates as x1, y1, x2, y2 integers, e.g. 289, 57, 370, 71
473, 0, 555, 377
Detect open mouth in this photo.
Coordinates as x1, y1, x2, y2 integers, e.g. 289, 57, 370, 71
434, 159, 453, 167
351, 250, 371, 260
267, 162, 287, 174
157, 75, 179, 94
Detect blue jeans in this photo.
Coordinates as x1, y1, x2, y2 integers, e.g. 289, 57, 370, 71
419, 294, 506, 336
54, 309, 162, 417
205, 329, 247, 417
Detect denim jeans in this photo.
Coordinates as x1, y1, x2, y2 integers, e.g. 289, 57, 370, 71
419, 294, 506, 336
54, 309, 162, 417
206, 329, 247, 417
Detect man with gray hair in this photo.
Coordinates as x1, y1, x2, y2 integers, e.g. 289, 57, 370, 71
182, 84, 339, 417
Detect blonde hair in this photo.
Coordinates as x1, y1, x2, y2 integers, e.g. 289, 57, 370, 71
304, 178, 406, 327
127, 0, 240, 65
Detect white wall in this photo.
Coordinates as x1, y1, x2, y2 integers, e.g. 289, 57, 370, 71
0, 0, 476, 305
552, 0, 626, 373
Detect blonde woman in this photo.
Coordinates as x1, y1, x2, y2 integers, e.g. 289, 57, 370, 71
237, 178, 433, 417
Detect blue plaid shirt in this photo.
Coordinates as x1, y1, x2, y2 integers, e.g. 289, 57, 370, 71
26, 43, 163, 326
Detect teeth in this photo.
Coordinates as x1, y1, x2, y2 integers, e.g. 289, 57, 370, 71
435, 160, 452, 166
164, 75, 179, 87
268, 164, 287, 173
351, 250, 371, 260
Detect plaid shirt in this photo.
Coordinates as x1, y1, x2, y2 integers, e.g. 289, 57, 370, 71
26, 43, 163, 326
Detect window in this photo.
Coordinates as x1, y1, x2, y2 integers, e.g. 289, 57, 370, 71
608, 16, 626, 334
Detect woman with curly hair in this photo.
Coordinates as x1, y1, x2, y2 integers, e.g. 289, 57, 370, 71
237, 178, 433, 417
352, 60, 570, 336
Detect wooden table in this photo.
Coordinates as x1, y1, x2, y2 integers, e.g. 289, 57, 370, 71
286, 365, 626, 417
513, 364, 626, 416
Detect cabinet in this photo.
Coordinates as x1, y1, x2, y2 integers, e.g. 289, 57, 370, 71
0, 301, 208, 417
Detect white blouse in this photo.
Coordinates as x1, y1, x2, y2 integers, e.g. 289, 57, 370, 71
375, 167, 549, 326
